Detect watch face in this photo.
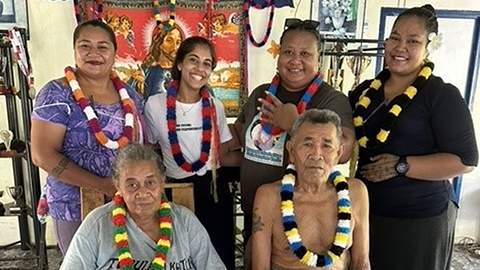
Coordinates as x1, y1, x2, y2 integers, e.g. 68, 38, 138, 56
396, 162, 408, 174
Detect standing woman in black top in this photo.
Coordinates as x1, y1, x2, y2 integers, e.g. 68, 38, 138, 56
349, 4, 478, 270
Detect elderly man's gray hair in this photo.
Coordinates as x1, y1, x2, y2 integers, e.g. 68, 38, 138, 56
290, 109, 343, 143
110, 143, 165, 182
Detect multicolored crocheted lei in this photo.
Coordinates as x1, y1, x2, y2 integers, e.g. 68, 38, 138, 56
112, 192, 172, 270
153, 0, 176, 31
243, 0, 275, 47
166, 80, 213, 172
261, 73, 323, 136
353, 61, 434, 148
64, 66, 135, 149
281, 164, 351, 267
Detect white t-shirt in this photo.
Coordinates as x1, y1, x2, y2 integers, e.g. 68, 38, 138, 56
60, 202, 226, 270
145, 93, 232, 179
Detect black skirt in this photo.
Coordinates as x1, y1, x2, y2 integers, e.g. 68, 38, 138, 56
370, 201, 457, 270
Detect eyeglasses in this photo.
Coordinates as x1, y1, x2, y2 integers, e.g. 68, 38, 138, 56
284, 18, 320, 30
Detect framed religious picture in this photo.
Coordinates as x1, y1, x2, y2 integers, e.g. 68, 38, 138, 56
316, 0, 360, 38
0, 0, 28, 35
76, 0, 246, 117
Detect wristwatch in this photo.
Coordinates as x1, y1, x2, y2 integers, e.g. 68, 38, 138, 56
395, 156, 409, 176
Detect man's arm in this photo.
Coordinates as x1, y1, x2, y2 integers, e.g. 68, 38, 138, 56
251, 184, 275, 270
348, 179, 371, 270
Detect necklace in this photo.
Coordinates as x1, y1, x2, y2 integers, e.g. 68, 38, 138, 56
64, 66, 136, 149
281, 164, 351, 267
261, 73, 323, 136
243, 0, 275, 47
153, 0, 176, 31
166, 80, 213, 172
112, 192, 172, 270
178, 102, 196, 116
353, 61, 434, 148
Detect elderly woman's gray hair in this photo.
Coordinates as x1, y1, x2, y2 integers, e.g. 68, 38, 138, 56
110, 143, 165, 182
290, 109, 343, 143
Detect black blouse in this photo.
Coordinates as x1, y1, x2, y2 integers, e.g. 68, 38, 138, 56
349, 75, 478, 218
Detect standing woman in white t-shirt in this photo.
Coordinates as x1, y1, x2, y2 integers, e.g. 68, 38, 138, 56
144, 35, 240, 270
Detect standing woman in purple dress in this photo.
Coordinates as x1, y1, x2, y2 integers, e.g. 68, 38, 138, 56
31, 20, 144, 256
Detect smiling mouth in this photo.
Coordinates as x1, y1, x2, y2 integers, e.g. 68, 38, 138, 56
190, 74, 204, 82
86, 60, 103, 65
288, 68, 302, 73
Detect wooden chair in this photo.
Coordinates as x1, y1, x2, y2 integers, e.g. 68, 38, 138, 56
164, 183, 195, 212
81, 183, 195, 220
81, 188, 104, 220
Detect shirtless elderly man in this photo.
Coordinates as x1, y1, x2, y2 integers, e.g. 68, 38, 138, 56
252, 109, 370, 270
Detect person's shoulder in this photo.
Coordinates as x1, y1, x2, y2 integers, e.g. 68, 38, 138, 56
145, 92, 167, 106
426, 75, 460, 93
317, 81, 348, 99
35, 77, 71, 103
170, 202, 195, 218
345, 177, 368, 199
124, 84, 143, 100
250, 83, 270, 97
38, 77, 69, 95
256, 180, 281, 198
211, 96, 225, 108
80, 202, 115, 231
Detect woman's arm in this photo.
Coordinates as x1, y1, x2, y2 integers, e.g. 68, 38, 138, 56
360, 153, 474, 182
219, 140, 242, 167
31, 119, 116, 196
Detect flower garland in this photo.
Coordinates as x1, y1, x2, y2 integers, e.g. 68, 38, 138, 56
112, 192, 172, 270
261, 73, 323, 136
353, 61, 434, 148
73, 0, 104, 23
281, 164, 351, 267
64, 66, 135, 149
243, 0, 275, 47
166, 80, 213, 172
153, 0, 176, 32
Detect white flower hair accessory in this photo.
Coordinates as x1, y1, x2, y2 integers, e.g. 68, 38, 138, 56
427, 32, 443, 54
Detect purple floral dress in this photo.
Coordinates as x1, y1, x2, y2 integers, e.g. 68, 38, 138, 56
31, 79, 144, 221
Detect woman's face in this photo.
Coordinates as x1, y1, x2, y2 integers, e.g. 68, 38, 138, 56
384, 16, 428, 77
115, 160, 164, 221
74, 26, 115, 79
178, 44, 214, 93
277, 30, 319, 92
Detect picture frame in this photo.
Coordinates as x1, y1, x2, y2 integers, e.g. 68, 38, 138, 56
0, 0, 28, 37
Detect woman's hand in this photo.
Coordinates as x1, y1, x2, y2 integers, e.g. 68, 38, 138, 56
360, 153, 399, 182
258, 91, 298, 133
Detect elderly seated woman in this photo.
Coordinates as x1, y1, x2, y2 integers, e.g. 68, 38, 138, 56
60, 143, 226, 270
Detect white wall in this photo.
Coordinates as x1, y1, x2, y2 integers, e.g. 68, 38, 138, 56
0, 0, 479, 246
